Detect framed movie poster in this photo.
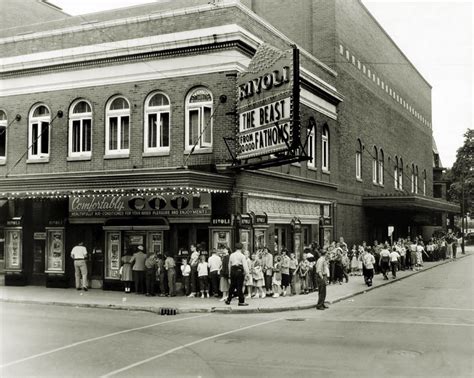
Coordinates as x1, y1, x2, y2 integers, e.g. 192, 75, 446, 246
105, 231, 121, 279
147, 232, 163, 255
5, 228, 22, 271
45, 228, 65, 273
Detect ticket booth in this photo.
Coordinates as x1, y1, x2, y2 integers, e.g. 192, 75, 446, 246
236, 213, 252, 253
4, 217, 25, 285
251, 212, 269, 252
209, 216, 233, 254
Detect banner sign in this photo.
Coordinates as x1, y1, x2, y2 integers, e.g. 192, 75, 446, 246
236, 46, 297, 160
69, 193, 211, 217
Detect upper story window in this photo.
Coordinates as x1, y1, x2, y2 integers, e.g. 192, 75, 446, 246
355, 139, 362, 180
394, 156, 399, 190
423, 169, 427, 196
0, 110, 6, 160
399, 158, 404, 190
69, 100, 92, 158
415, 165, 419, 194
372, 146, 378, 184
411, 163, 419, 193
144, 92, 170, 153
321, 125, 329, 172
28, 104, 51, 160
307, 128, 316, 169
185, 88, 213, 151
106, 96, 130, 155
378, 149, 384, 185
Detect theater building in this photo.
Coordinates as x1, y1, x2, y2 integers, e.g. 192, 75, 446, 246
0, 0, 458, 287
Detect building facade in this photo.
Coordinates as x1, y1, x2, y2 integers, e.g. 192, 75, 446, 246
0, 0, 458, 287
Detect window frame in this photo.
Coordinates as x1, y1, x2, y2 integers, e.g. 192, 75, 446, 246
355, 139, 362, 180
378, 149, 384, 186
0, 110, 7, 162
399, 158, 404, 190
144, 92, 171, 154
105, 96, 131, 157
307, 128, 316, 170
68, 99, 92, 159
185, 87, 213, 152
372, 146, 378, 184
28, 104, 51, 161
321, 125, 329, 172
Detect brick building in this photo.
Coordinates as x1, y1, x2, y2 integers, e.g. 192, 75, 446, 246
0, 0, 458, 287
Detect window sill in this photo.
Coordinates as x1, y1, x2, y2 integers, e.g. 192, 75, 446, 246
27, 157, 49, 164
322, 169, 330, 175
104, 153, 130, 160
0, 159, 5, 166
356, 178, 363, 182
183, 148, 213, 155
143, 151, 170, 157
67, 156, 91, 162
307, 166, 317, 171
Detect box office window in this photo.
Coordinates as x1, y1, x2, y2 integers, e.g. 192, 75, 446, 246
28, 104, 50, 160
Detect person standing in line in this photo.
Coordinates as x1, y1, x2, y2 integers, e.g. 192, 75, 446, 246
251, 252, 265, 298
157, 254, 167, 296
130, 245, 146, 294
280, 248, 291, 296
361, 248, 375, 287
261, 247, 273, 297
341, 246, 350, 283
71, 241, 88, 291
197, 254, 209, 298
219, 247, 231, 301
165, 253, 176, 297
188, 244, 200, 297
409, 239, 418, 270
208, 249, 222, 297
120, 250, 133, 293
244, 250, 253, 299
288, 252, 298, 295
390, 246, 400, 279
379, 243, 391, 280
297, 253, 309, 294
180, 258, 191, 296
144, 252, 157, 296
315, 249, 328, 310
415, 241, 425, 270
446, 230, 455, 259
225, 242, 249, 306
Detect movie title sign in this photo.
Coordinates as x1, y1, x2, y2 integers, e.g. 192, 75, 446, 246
236, 46, 296, 160
69, 193, 211, 217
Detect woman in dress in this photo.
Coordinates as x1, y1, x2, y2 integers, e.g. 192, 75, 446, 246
244, 250, 253, 299
219, 247, 230, 301
120, 250, 133, 293
251, 252, 265, 298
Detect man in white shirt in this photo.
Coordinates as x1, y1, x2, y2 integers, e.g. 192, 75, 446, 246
379, 243, 391, 280
71, 241, 88, 291
225, 243, 249, 306
389, 248, 400, 279
362, 250, 375, 287
208, 249, 222, 297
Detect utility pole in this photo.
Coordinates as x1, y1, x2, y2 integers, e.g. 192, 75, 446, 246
461, 173, 465, 254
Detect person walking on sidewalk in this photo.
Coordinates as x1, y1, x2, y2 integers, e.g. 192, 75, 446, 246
361, 248, 375, 287
390, 247, 400, 279
315, 249, 328, 310
225, 242, 249, 306
71, 241, 88, 291
131, 245, 146, 294
379, 243, 391, 280
208, 249, 222, 297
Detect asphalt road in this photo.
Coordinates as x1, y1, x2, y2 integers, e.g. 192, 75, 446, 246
1, 255, 473, 377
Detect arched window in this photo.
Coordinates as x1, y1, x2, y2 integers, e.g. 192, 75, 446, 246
321, 125, 329, 172
69, 100, 92, 158
415, 165, 419, 194
144, 92, 170, 153
399, 158, 403, 190
0, 110, 6, 160
411, 163, 416, 193
185, 87, 213, 150
28, 104, 51, 160
307, 128, 316, 169
378, 148, 384, 185
372, 146, 378, 183
423, 169, 427, 195
106, 96, 130, 155
355, 139, 362, 180
394, 156, 399, 189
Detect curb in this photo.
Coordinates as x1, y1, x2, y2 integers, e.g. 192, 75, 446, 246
1, 254, 470, 315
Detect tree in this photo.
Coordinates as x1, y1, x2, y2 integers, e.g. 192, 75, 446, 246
448, 129, 473, 215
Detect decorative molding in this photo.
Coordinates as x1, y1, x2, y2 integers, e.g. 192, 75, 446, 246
301, 88, 337, 120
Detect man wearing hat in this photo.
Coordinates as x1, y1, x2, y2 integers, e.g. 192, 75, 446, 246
225, 242, 249, 306
130, 245, 146, 294
315, 249, 329, 310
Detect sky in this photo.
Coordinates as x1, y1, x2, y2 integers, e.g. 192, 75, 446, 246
50, 0, 473, 168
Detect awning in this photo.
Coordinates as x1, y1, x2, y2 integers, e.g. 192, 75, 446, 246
103, 217, 170, 231
363, 195, 460, 213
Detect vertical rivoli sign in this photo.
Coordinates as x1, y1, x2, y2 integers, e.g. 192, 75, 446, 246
236, 45, 299, 160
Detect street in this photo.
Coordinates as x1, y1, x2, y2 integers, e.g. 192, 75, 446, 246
1, 255, 473, 377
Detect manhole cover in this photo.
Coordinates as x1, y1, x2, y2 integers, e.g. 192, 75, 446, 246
286, 318, 306, 322
390, 350, 422, 358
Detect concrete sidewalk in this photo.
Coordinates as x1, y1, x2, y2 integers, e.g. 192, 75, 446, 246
1, 248, 472, 314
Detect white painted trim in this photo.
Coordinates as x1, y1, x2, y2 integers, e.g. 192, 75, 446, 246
300, 67, 343, 102
301, 88, 337, 120
247, 192, 332, 205
0, 25, 261, 73
0, 51, 251, 97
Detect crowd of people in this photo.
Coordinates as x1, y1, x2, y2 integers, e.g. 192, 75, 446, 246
119, 230, 464, 303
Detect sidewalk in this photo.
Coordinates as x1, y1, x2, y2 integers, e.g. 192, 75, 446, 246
1, 248, 472, 314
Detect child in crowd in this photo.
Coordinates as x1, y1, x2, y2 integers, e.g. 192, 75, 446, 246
197, 254, 209, 298
244, 250, 253, 299
297, 254, 309, 294
350, 248, 359, 276
289, 252, 298, 295
180, 258, 191, 296
272, 255, 282, 297
251, 252, 265, 298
